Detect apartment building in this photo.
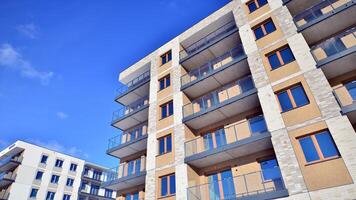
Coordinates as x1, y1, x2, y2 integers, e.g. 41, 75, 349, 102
104, 0, 356, 199
0, 141, 116, 200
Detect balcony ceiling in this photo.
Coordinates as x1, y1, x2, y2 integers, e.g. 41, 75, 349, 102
102, 172, 146, 191
319, 50, 356, 79
112, 106, 149, 131
115, 81, 150, 106
107, 135, 148, 159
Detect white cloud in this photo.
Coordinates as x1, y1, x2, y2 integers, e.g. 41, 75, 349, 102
56, 111, 68, 119
0, 43, 53, 85
27, 139, 89, 159
16, 23, 39, 39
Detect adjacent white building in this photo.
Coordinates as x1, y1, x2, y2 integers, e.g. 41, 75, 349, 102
0, 141, 115, 200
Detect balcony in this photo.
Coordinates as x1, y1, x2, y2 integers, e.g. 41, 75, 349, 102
182, 76, 258, 130
181, 45, 249, 99
79, 185, 115, 200
187, 168, 288, 200
283, 0, 320, 15
293, 0, 356, 45
0, 190, 9, 200
311, 27, 356, 79
0, 172, 16, 189
180, 17, 239, 70
111, 96, 149, 130
107, 123, 148, 159
102, 156, 146, 191
334, 81, 356, 124
115, 70, 150, 105
0, 156, 22, 173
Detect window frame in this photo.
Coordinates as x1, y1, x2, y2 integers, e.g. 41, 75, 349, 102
276, 83, 310, 112
160, 173, 176, 197
297, 130, 340, 165
30, 188, 38, 198
63, 194, 71, 200
158, 134, 172, 156
160, 50, 172, 66
66, 178, 74, 187
159, 74, 171, 91
246, 0, 268, 13
46, 191, 56, 200
267, 45, 295, 70
69, 163, 77, 172
104, 189, 113, 198
50, 175, 60, 184
40, 155, 48, 164
55, 159, 64, 168
252, 18, 276, 40
160, 100, 174, 119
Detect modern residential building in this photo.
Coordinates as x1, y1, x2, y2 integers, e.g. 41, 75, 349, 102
0, 141, 116, 200
104, 0, 356, 199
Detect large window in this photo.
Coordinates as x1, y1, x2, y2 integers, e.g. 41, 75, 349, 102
248, 115, 267, 134
50, 175, 60, 184
267, 46, 295, 70
30, 188, 38, 198
46, 192, 56, 200
160, 174, 176, 197
159, 75, 171, 91
253, 19, 276, 40
69, 163, 77, 172
158, 134, 172, 155
298, 130, 340, 163
276, 84, 309, 112
35, 171, 44, 180
247, 0, 268, 13
55, 159, 63, 168
160, 101, 174, 119
40, 155, 48, 164
161, 50, 172, 65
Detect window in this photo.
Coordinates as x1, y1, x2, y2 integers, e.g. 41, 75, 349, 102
267, 46, 295, 70
260, 158, 282, 181
63, 194, 71, 200
46, 192, 56, 200
276, 84, 309, 112
253, 19, 276, 40
105, 189, 113, 198
160, 174, 176, 197
93, 170, 102, 180
29, 188, 38, 198
247, 0, 268, 13
66, 178, 74, 187
84, 167, 89, 175
125, 192, 139, 200
158, 134, 172, 155
35, 171, 44, 180
55, 159, 64, 168
298, 130, 340, 163
161, 101, 173, 119
50, 175, 60, 184
346, 80, 356, 100
159, 75, 171, 90
40, 155, 48, 164
248, 115, 267, 134
70, 163, 77, 172
161, 50, 172, 65
90, 185, 100, 195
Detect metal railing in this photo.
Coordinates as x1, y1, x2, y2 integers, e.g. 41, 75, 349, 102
185, 118, 267, 157
183, 76, 255, 118
187, 168, 286, 200
108, 123, 148, 150
116, 70, 150, 96
112, 96, 149, 122
0, 172, 16, 181
181, 45, 246, 87
293, 0, 352, 28
311, 27, 356, 62
180, 21, 237, 61
103, 156, 146, 183
333, 81, 356, 108
0, 155, 23, 168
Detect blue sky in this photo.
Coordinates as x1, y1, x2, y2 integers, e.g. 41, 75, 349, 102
0, 0, 230, 167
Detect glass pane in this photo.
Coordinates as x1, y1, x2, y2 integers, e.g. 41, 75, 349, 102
315, 131, 339, 158
125, 194, 131, 200
128, 161, 134, 175
291, 85, 309, 107
170, 174, 176, 194
208, 174, 221, 200
159, 79, 165, 90
166, 76, 171, 87
346, 81, 356, 100
280, 47, 295, 64
168, 101, 174, 116
161, 105, 167, 118
264, 20, 276, 34
260, 159, 281, 180
299, 136, 320, 162
215, 130, 227, 147
257, 0, 268, 6
133, 192, 139, 200
135, 159, 141, 174
166, 135, 172, 152
161, 176, 168, 196
221, 170, 236, 199
254, 27, 264, 40
159, 138, 165, 155
277, 91, 293, 112
249, 115, 267, 134
204, 133, 214, 151
168, 51, 172, 61
240, 77, 254, 92
248, 2, 257, 12
268, 53, 281, 69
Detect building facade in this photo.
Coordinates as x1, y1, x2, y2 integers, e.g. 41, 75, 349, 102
0, 141, 115, 200
104, 0, 356, 199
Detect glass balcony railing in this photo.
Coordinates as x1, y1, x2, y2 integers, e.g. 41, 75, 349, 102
180, 21, 237, 61
0, 172, 16, 181
0, 155, 23, 168
185, 116, 267, 157
104, 156, 146, 183
183, 76, 255, 118
334, 81, 356, 108
294, 0, 352, 28
108, 123, 148, 150
116, 70, 150, 96
0, 190, 9, 200
181, 45, 246, 87
311, 27, 356, 62
187, 168, 286, 200
112, 96, 149, 122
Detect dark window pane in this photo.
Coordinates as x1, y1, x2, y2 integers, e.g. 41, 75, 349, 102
260, 159, 281, 180
240, 77, 254, 92
221, 170, 235, 199
268, 53, 281, 69
133, 192, 139, 200
168, 101, 174, 116
299, 136, 320, 162
125, 194, 131, 200
346, 81, 356, 100
161, 56, 167, 65
159, 79, 165, 90
254, 27, 264, 40
277, 91, 293, 112
167, 51, 172, 62
159, 138, 165, 155
161, 176, 168, 196
30, 189, 38, 198
264, 20, 276, 34
249, 115, 267, 133
166, 135, 172, 152
291, 85, 309, 107
128, 161, 134, 175
170, 174, 176, 194
215, 130, 227, 147
36, 171, 43, 180
315, 131, 339, 158
166, 76, 171, 88
280, 47, 295, 64
135, 159, 141, 175
41, 155, 48, 164
208, 174, 221, 199
161, 105, 167, 118
257, 0, 268, 6
248, 1, 257, 12
203, 133, 214, 151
